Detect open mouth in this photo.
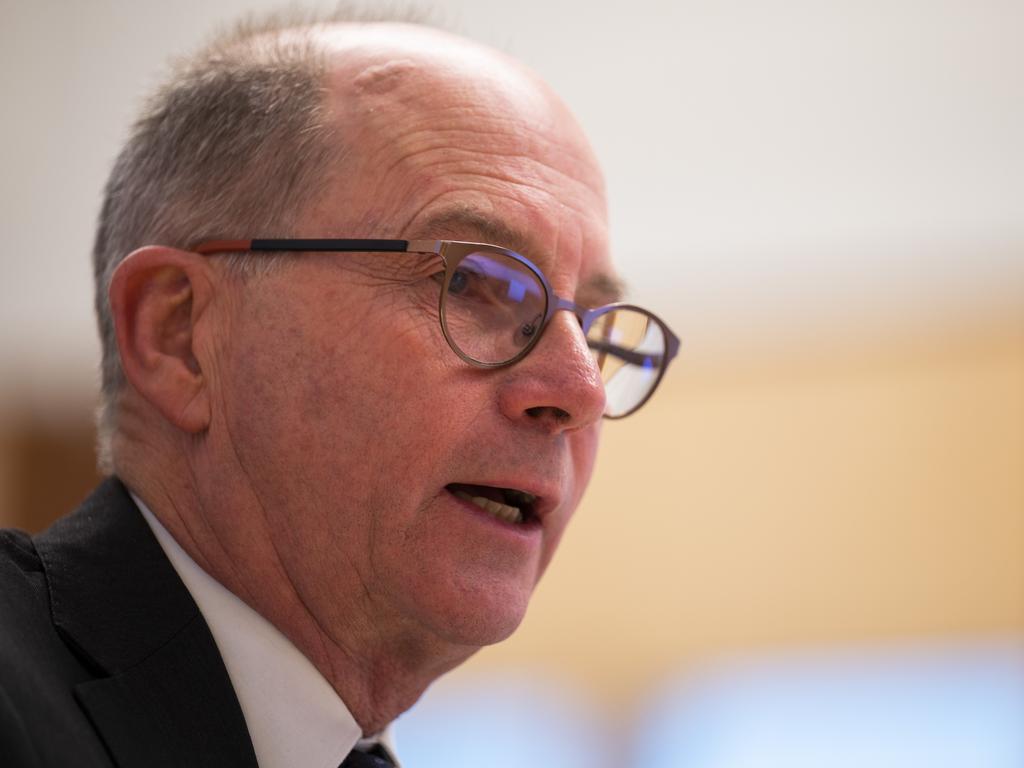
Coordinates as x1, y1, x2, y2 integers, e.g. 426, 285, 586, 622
445, 483, 539, 526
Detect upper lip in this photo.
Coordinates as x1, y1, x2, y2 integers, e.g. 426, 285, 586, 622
445, 479, 559, 523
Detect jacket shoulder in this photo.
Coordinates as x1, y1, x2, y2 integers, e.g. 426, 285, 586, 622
0, 527, 43, 573
0, 526, 50, 637
0, 520, 90, 674
0, 518, 112, 767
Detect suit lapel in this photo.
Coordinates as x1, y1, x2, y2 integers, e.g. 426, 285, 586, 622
35, 478, 258, 768
73, 615, 259, 768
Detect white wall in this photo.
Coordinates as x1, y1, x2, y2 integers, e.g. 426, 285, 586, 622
2, 0, 1022, 400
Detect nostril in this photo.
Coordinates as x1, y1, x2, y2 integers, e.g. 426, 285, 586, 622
525, 405, 570, 423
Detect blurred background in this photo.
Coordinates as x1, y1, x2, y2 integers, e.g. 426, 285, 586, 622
2, 1, 1022, 766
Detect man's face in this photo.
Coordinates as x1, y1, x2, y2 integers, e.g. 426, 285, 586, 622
209, 30, 616, 653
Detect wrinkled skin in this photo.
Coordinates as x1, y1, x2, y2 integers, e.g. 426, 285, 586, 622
117, 23, 619, 733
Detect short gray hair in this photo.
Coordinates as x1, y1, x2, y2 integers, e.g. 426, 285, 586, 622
92, 8, 432, 472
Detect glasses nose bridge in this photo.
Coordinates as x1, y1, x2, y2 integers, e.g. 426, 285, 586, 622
550, 295, 592, 332
536, 295, 605, 376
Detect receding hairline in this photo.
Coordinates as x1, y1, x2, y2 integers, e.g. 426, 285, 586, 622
254, 19, 567, 124
194, 6, 442, 55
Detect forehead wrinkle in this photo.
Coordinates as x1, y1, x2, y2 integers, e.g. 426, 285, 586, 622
407, 205, 625, 305
339, 62, 604, 199
380, 109, 605, 197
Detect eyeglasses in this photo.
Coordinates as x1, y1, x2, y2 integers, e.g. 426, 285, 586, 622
194, 238, 680, 418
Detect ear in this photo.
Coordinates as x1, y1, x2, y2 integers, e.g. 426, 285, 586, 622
109, 246, 216, 434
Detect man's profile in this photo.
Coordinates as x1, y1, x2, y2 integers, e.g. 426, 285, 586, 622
0, 10, 677, 766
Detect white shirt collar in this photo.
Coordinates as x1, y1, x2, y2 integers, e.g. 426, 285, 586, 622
134, 494, 398, 768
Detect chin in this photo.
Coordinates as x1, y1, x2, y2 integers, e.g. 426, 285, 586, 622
413, 578, 536, 649
435, 613, 526, 649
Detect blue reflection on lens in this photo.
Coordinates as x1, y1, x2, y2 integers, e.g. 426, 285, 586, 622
507, 279, 527, 303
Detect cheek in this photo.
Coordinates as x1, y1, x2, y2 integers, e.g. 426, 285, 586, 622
299, 328, 470, 471
222, 282, 484, 515
569, 422, 602, 503
535, 423, 603, 576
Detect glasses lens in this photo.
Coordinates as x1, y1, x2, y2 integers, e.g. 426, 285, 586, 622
586, 307, 668, 417
442, 251, 548, 364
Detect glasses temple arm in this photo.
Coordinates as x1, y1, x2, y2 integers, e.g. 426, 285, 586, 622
586, 338, 665, 368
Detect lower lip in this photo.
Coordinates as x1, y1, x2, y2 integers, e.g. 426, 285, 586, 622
444, 488, 543, 539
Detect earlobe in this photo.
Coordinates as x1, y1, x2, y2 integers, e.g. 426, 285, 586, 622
109, 246, 214, 434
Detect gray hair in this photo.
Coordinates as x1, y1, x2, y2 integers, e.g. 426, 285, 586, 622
92, 7, 433, 472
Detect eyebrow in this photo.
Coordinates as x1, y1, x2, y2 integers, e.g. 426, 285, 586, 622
413, 206, 628, 305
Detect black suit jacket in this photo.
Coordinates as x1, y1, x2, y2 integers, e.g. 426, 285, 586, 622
0, 477, 259, 767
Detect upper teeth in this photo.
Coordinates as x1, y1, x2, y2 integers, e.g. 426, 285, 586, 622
454, 490, 524, 525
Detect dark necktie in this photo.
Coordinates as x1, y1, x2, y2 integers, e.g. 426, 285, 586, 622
339, 743, 396, 768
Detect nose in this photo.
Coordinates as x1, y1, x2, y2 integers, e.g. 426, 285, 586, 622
497, 310, 607, 433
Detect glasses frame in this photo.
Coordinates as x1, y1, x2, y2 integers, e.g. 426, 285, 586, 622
193, 237, 681, 418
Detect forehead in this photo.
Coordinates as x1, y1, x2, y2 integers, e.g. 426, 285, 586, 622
302, 24, 617, 299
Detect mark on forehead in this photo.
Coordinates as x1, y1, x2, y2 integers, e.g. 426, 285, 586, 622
353, 59, 418, 94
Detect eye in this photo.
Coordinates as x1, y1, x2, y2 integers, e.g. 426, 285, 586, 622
447, 265, 497, 303
448, 268, 469, 295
